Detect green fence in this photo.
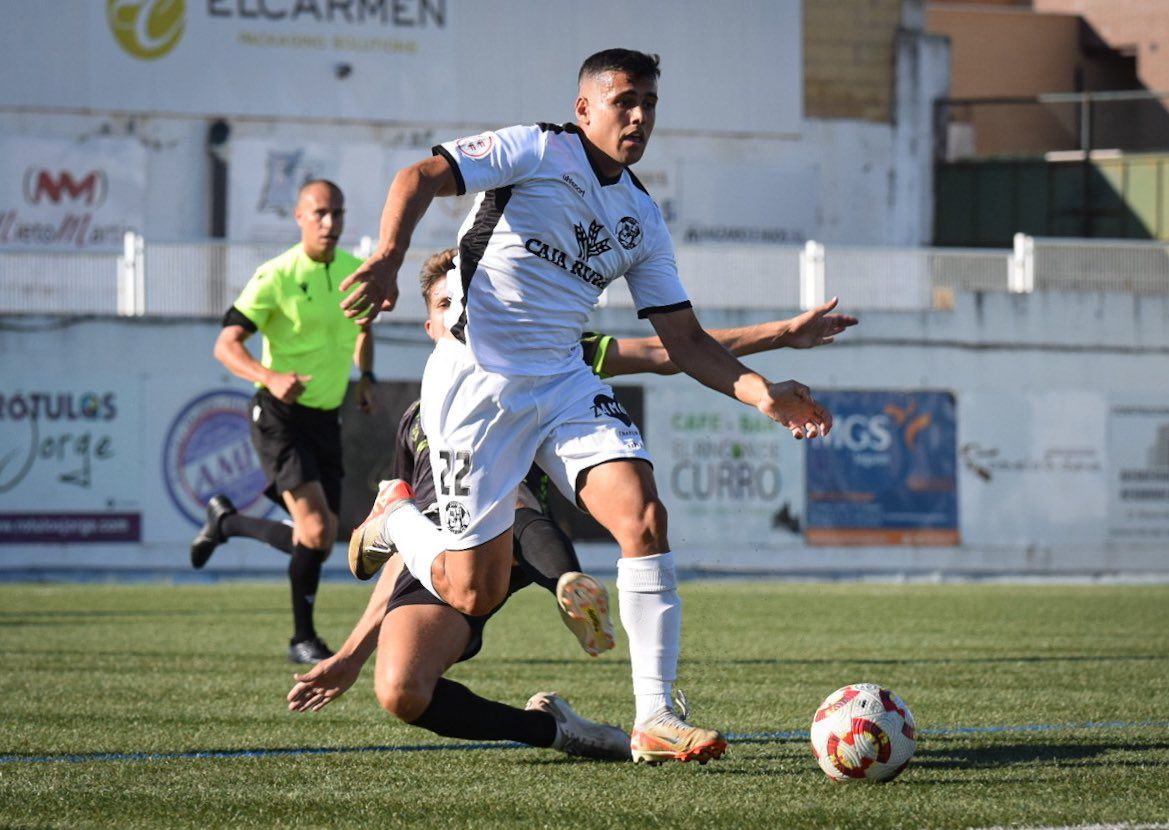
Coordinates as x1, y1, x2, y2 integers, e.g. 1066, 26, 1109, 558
935, 153, 1169, 247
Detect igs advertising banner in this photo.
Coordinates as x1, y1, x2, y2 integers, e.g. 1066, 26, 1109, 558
806, 390, 958, 546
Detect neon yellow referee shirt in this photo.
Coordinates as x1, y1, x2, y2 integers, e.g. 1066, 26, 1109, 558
233, 244, 364, 411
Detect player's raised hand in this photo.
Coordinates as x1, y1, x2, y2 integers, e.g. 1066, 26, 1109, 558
783, 297, 858, 349
287, 653, 362, 713
758, 380, 832, 440
339, 253, 400, 324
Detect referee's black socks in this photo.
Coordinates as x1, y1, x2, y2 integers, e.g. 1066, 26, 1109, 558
220, 513, 294, 554
289, 543, 326, 642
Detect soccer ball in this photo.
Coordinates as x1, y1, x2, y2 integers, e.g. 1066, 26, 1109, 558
810, 683, 916, 783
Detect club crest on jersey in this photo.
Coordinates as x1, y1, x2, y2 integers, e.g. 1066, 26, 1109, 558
592, 394, 632, 427
616, 216, 642, 250
444, 501, 470, 534
455, 133, 494, 159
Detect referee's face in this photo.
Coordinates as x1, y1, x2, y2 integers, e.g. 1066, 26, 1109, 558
295, 183, 346, 263
576, 71, 657, 177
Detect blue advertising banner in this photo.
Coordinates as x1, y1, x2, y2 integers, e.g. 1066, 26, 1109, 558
806, 390, 958, 545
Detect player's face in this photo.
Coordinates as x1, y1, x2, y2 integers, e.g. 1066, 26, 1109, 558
575, 71, 657, 176
295, 183, 345, 262
424, 275, 452, 342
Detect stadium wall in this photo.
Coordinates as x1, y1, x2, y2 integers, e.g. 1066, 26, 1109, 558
0, 0, 947, 258
2, 290, 1167, 580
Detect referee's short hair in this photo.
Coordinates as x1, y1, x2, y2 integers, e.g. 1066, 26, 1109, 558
578, 49, 660, 84
297, 179, 343, 200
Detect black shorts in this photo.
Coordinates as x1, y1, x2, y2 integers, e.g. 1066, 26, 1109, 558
249, 388, 343, 513
385, 546, 534, 664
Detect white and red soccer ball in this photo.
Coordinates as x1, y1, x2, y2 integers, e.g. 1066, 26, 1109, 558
810, 683, 916, 782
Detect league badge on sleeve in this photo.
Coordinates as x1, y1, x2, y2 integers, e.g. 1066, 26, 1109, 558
456, 133, 495, 160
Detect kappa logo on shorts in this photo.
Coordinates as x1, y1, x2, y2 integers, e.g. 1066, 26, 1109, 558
616, 216, 642, 250
444, 502, 470, 534
456, 133, 495, 159
591, 394, 632, 427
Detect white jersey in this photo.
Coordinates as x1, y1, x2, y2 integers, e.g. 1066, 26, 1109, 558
434, 122, 691, 375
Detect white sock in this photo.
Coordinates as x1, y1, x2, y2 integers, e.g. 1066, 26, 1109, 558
381, 502, 446, 600
616, 551, 681, 725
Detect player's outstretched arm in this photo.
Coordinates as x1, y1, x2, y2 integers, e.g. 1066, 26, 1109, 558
287, 558, 404, 712
646, 306, 832, 439
339, 156, 459, 324
601, 298, 857, 377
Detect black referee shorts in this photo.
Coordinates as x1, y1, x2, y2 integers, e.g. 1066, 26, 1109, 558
249, 388, 343, 513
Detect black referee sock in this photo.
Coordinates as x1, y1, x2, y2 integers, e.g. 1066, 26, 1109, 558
512, 507, 581, 594
220, 513, 294, 554
289, 543, 325, 643
410, 678, 557, 748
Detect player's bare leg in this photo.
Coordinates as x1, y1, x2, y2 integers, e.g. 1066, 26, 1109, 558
429, 532, 515, 617
375, 604, 470, 723
375, 590, 628, 759
360, 480, 515, 616
580, 459, 727, 764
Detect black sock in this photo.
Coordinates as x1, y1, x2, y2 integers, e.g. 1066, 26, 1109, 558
512, 507, 581, 594
220, 514, 294, 554
289, 543, 325, 642
410, 678, 557, 747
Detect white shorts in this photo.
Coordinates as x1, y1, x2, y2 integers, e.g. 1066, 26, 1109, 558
420, 337, 651, 548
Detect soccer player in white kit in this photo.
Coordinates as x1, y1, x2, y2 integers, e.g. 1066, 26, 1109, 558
340, 48, 833, 764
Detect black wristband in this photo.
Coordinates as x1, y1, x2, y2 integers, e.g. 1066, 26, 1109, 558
361, 370, 377, 383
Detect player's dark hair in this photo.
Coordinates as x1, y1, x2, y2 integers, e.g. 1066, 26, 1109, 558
578, 49, 660, 84
419, 247, 457, 306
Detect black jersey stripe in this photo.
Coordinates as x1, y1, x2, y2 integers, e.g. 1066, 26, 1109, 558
570, 126, 623, 187
637, 300, 693, 319
450, 186, 514, 344
432, 145, 465, 196
626, 167, 650, 195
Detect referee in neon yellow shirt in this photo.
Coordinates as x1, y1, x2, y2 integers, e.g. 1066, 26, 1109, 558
193, 179, 375, 664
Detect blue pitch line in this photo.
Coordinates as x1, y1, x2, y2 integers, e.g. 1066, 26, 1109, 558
3, 720, 1167, 766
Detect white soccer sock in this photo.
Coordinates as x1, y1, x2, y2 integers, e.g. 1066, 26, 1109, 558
381, 502, 446, 600
616, 551, 681, 725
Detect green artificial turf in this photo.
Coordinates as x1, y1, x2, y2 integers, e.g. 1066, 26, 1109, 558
1, 580, 1167, 829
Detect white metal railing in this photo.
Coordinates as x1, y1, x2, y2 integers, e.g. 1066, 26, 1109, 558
3, 234, 1169, 318
0, 248, 122, 315
1029, 236, 1169, 294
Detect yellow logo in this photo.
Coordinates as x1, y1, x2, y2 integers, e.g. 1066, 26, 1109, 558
107, 0, 185, 60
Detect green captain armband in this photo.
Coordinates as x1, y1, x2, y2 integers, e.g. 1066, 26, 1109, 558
580, 331, 615, 379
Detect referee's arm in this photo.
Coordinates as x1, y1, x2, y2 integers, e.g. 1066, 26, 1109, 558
213, 318, 308, 404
